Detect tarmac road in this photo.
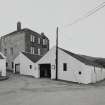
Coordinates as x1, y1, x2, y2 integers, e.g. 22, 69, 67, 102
0, 72, 105, 105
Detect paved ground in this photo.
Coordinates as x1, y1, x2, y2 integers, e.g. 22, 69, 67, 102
0, 72, 105, 105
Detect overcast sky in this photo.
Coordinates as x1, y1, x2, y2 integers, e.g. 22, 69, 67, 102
0, 0, 105, 57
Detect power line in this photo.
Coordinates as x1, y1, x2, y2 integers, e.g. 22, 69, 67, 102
64, 2, 105, 28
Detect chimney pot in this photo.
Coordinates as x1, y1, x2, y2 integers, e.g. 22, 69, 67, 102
17, 21, 21, 31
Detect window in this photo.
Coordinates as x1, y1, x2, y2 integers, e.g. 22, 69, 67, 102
33, 36, 35, 42
30, 35, 35, 42
38, 38, 40, 44
79, 71, 82, 75
43, 39, 46, 45
4, 48, 7, 56
6, 62, 8, 67
63, 63, 67, 71
45, 39, 47, 45
30, 65, 32, 69
31, 47, 34, 54
30, 35, 33, 42
12, 62, 14, 69
10, 47, 13, 55
38, 48, 40, 55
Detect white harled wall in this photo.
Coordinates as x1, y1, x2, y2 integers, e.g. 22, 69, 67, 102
14, 47, 105, 84
36, 47, 92, 84
58, 49, 92, 84
90, 66, 105, 83
36, 46, 56, 79
14, 53, 36, 77
0, 59, 6, 76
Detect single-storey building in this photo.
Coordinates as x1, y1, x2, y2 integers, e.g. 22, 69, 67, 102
13, 52, 42, 77
35, 46, 105, 84
0, 52, 6, 76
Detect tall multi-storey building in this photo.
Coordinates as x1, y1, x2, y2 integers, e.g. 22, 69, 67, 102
0, 22, 49, 71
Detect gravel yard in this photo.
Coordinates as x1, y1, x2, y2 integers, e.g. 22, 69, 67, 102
0, 72, 105, 105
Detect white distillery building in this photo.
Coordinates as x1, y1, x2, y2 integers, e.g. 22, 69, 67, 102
35, 46, 105, 84
14, 52, 42, 77
0, 52, 6, 76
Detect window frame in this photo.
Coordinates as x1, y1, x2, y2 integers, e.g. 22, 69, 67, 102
63, 63, 67, 71
30, 65, 32, 69
38, 48, 40, 55
38, 37, 40, 44
10, 47, 13, 56
4, 48, 7, 56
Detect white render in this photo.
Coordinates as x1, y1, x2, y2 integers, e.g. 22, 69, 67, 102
36, 46, 105, 84
14, 52, 37, 77
36, 46, 56, 79
14, 47, 105, 84
0, 52, 6, 76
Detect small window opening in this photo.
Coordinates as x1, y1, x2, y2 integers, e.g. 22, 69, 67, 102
63, 63, 67, 71
79, 71, 82, 75
30, 65, 32, 69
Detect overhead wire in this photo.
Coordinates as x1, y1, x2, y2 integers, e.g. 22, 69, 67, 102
63, 2, 105, 28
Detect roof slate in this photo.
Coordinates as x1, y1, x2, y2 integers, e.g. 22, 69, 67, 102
60, 48, 104, 68
22, 52, 42, 63
1, 28, 48, 39
0, 54, 4, 59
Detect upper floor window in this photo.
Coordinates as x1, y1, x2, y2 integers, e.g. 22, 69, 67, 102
63, 63, 67, 71
31, 47, 34, 54
4, 48, 7, 56
30, 35, 35, 42
43, 39, 47, 45
38, 48, 40, 55
10, 47, 13, 56
38, 38, 40, 44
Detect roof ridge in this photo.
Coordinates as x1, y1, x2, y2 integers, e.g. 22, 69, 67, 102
60, 48, 104, 68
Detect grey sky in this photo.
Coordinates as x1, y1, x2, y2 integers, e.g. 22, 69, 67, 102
0, 0, 105, 57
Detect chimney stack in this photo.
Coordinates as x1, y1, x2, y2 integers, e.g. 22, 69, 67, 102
41, 32, 44, 36
17, 21, 21, 31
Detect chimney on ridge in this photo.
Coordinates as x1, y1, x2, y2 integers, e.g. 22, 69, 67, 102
17, 21, 21, 31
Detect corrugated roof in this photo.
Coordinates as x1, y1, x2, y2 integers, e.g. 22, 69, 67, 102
22, 52, 42, 63
60, 48, 104, 68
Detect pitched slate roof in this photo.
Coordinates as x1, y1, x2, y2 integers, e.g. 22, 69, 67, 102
60, 48, 104, 68
1, 28, 48, 39
22, 52, 42, 63
0, 54, 4, 59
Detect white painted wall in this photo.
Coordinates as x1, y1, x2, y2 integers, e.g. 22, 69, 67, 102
91, 66, 105, 83
0, 59, 6, 76
14, 53, 36, 77
36, 47, 93, 84
58, 49, 92, 84
36, 46, 56, 79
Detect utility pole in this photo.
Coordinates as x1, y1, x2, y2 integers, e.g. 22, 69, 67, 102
56, 27, 58, 80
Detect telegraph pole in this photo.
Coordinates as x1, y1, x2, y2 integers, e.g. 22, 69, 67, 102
56, 27, 58, 80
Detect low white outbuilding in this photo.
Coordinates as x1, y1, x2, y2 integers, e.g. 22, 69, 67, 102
0, 52, 6, 76
35, 46, 105, 84
13, 52, 42, 77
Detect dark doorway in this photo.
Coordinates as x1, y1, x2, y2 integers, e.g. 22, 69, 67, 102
15, 64, 20, 74
40, 64, 51, 78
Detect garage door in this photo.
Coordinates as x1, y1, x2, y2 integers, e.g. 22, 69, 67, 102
40, 64, 51, 78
